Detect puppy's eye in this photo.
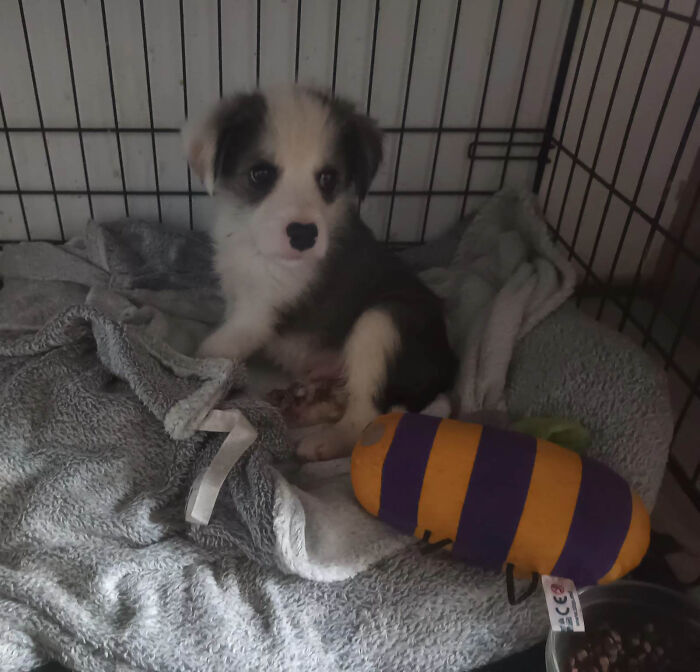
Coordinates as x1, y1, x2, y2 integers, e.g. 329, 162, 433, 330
249, 162, 277, 189
317, 168, 339, 195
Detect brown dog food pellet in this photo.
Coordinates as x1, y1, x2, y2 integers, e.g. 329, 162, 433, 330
565, 617, 699, 672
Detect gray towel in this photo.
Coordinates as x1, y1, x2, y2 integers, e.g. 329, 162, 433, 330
417, 189, 576, 417
0, 218, 223, 353
0, 195, 673, 671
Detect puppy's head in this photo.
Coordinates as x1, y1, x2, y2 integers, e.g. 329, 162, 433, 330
184, 88, 382, 262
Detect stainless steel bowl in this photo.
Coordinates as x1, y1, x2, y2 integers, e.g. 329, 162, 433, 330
545, 581, 700, 671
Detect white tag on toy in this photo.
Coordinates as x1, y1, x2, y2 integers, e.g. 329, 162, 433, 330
185, 409, 257, 526
541, 575, 585, 632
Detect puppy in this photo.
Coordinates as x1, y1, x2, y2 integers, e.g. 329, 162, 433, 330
185, 87, 457, 460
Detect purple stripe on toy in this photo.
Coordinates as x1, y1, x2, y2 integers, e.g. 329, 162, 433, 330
552, 457, 632, 586
452, 425, 537, 569
378, 413, 440, 534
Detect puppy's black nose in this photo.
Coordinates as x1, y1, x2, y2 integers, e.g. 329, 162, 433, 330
286, 222, 318, 251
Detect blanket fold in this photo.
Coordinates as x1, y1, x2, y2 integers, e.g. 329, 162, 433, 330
416, 190, 576, 416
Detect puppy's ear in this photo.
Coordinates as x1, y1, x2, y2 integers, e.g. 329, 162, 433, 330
333, 99, 383, 199
182, 113, 217, 196
182, 93, 266, 195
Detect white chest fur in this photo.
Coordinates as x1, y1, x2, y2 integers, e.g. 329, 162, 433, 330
201, 212, 330, 367
213, 214, 317, 317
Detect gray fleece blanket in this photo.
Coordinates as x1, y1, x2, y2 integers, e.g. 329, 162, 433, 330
0, 193, 673, 671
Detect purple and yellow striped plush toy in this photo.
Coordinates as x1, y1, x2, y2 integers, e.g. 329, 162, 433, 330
351, 412, 650, 588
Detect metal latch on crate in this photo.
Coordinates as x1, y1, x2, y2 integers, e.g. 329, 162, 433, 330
467, 136, 548, 161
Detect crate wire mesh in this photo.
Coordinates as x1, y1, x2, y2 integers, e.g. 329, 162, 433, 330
0, 0, 699, 509
538, 0, 700, 515
0, 0, 575, 240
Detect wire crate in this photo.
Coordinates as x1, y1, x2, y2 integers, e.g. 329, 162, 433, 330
1, 0, 698, 510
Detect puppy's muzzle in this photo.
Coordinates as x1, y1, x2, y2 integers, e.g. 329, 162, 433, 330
286, 222, 318, 251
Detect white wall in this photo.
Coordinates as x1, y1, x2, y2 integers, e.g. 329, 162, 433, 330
0, 0, 569, 241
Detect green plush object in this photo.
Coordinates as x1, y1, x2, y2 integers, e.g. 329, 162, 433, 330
512, 416, 591, 455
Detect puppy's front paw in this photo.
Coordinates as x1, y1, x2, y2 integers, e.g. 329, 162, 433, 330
267, 379, 347, 428
296, 425, 353, 462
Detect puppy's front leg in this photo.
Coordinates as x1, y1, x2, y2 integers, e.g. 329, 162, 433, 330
297, 309, 400, 461
197, 307, 274, 362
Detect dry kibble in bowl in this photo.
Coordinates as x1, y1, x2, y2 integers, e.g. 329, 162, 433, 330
548, 583, 700, 672
566, 619, 699, 672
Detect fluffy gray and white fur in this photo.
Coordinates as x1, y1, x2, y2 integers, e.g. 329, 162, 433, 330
185, 87, 456, 460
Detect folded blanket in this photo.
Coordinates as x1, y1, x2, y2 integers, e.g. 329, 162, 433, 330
0, 192, 673, 671
413, 190, 576, 416
0, 219, 222, 353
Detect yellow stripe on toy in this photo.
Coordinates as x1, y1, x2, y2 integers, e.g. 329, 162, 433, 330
352, 412, 650, 587
598, 491, 650, 584
416, 419, 481, 548
505, 439, 582, 577
351, 412, 403, 517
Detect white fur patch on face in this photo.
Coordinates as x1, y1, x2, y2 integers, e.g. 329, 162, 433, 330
214, 89, 348, 266
251, 89, 342, 261
265, 88, 336, 169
